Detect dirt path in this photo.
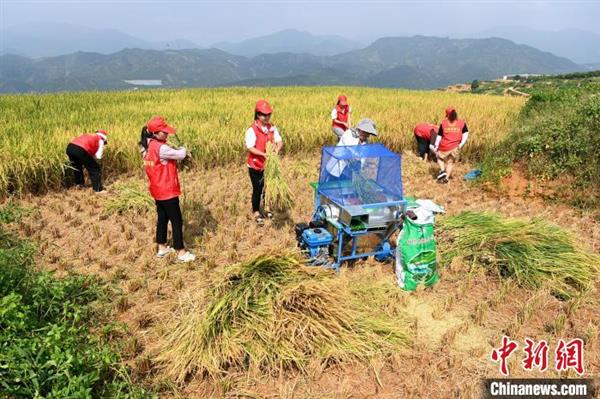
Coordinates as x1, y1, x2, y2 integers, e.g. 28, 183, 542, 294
13, 151, 600, 398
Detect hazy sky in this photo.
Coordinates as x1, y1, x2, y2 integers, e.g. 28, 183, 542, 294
2, 0, 600, 44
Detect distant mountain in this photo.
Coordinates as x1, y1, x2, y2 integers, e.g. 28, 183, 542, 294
583, 63, 600, 71
0, 36, 585, 93
473, 27, 600, 64
329, 36, 581, 88
213, 29, 363, 57
0, 22, 201, 58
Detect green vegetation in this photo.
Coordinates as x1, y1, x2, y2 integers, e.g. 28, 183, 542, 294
156, 253, 411, 382
479, 73, 600, 208
0, 206, 152, 398
438, 211, 600, 300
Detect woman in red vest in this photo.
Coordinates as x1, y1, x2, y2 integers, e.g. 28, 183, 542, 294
143, 116, 196, 262
66, 130, 108, 193
432, 106, 470, 183
245, 100, 283, 226
331, 95, 351, 138
413, 122, 438, 161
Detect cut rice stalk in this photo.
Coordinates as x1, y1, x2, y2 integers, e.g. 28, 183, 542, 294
155, 252, 411, 382
264, 143, 294, 212
438, 211, 600, 300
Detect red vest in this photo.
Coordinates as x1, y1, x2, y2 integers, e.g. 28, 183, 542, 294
71, 134, 101, 157
144, 139, 181, 201
414, 123, 437, 141
439, 118, 465, 152
332, 105, 349, 130
247, 122, 275, 171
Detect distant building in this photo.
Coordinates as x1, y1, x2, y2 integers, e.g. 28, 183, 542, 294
502, 74, 542, 81
123, 80, 163, 86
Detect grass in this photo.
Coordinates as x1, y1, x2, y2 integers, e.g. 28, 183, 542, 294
0, 87, 524, 197
155, 253, 411, 383
438, 211, 600, 300
0, 204, 153, 398
480, 79, 600, 209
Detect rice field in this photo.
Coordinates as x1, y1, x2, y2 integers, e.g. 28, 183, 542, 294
6, 151, 600, 398
3, 86, 599, 398
0, 87, 524, 197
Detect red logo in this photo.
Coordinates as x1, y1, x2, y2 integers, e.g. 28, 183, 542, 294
522, 338, 549, 372
491, 336, 519, 376
491, 337, 585, 376
555, 338, 584, 375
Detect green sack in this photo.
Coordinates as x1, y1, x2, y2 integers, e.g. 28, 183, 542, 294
395, 215, 439, 291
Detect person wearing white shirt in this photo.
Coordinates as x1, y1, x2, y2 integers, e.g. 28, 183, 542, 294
327, 118, 379, 178
337, 118, 378, 146
245, 99, 283, 225
66, 130, 109, 193
331, 95, 352, 138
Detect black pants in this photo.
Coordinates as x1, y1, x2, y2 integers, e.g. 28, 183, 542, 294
66, 143, 103, 191
415, 135, 430, 159
248, 167, 264, 213
155, 197, 184, 250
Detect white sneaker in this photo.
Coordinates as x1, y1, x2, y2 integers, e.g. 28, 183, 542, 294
156, 247, 175, 258
177, 251, 196, 263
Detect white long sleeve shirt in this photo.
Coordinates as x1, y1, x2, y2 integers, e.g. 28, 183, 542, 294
159, 144, 187, 163
94, 132, 108, 159
244, 125, 283, 149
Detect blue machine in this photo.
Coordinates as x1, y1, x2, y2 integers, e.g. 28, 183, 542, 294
298, 144, 406, 271
301, 228, 333, 257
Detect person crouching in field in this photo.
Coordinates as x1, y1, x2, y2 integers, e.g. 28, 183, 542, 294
331, 95, 351, 138
413, 122, 438, 161
66, 130, 108, 193
143, 116, 196, 263
432, 106, 469, 184
245, 99, 283, 226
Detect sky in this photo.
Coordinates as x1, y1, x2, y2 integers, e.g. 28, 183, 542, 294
2, 0, 600, 45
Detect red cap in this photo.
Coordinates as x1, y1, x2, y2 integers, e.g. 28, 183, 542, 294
445, 106, 456, 118
255, 99, 273, 114
95, 129, 108, 137
338, 95, 348, 106
147, 116, 176, 135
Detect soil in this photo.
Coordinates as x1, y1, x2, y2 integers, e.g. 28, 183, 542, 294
10, 150, 600, 398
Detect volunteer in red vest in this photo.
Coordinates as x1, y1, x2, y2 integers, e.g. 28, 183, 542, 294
245, 100, 283, 226
432, 106, 469, 183
144, 116, 196, 263
66, 130, 108, 193
413, 122, 438, 161
331, 95, 352, 138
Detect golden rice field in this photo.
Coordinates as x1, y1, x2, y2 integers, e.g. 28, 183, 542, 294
0, 87, 525, 197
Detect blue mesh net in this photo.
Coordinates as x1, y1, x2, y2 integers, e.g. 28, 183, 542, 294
318, 144, 403, 206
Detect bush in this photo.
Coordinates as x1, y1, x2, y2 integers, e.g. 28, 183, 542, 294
481, 81, 600, 205
0, 208, 152, 398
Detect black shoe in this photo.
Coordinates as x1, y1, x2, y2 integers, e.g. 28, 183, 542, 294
437, 177, 449, 184
436, 171, 447, 180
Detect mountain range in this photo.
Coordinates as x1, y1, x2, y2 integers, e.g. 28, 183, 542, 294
3, 23, 600, 64
472, 27, 600, 65
0, 36, 584, 93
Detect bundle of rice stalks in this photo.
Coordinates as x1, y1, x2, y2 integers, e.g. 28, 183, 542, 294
104, 183, 153, 215
264, 143, 294, 212
156, 253, 410, 382
438, 211, 600, 300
